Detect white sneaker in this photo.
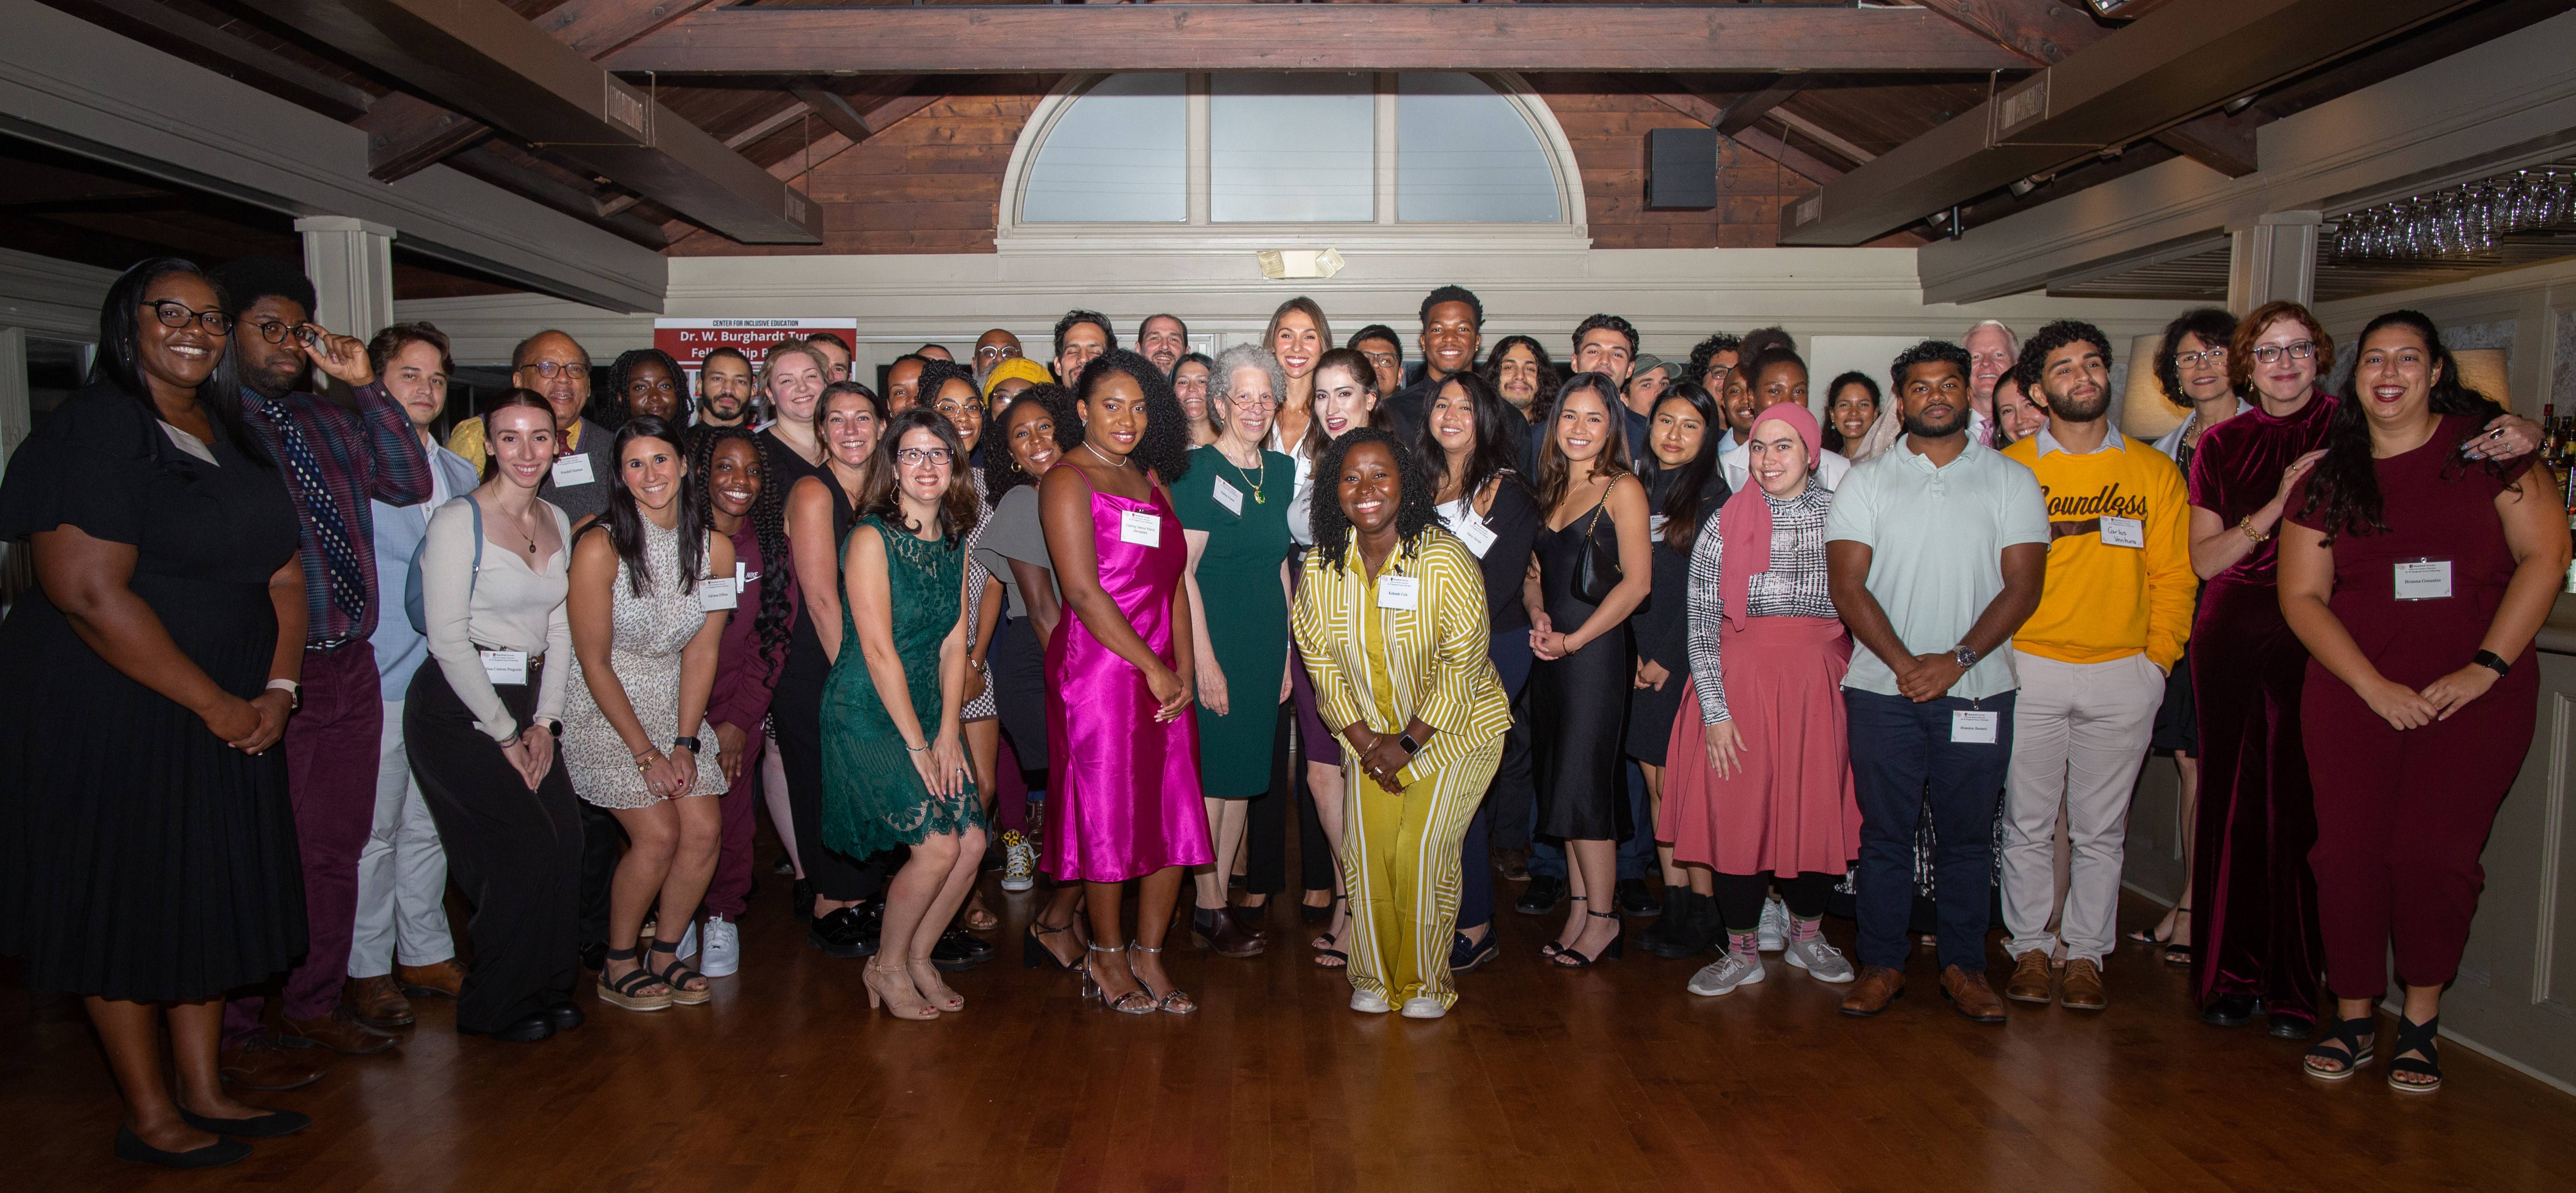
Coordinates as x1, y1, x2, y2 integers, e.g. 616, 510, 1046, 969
1000, 830, 1036, 893
1400, 996, 1448, 1020
1686, 949, 1767, 997
1783, 934, 1854, 984
674, 917, 700, 961
1349, 988, 1392, 1014
697, 916, 739, 978
1757, 896, 1789, 952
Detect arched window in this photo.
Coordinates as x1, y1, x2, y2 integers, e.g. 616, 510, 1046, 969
1007, 72, 1582, 241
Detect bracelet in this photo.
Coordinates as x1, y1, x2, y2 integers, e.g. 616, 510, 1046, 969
905, 740, 931, 753
2238, 514, 2271, 545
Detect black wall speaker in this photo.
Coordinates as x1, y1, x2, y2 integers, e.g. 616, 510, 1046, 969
1646, 128, 1718, 211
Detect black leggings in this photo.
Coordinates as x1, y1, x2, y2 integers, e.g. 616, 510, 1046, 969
1710, 871, 1838, 935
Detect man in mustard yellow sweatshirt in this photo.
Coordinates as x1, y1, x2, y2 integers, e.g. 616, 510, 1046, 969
1996, 321, 2195, 1014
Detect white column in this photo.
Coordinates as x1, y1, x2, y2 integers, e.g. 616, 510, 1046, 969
2226, 210, 2321, 314
295, 216, 398, 342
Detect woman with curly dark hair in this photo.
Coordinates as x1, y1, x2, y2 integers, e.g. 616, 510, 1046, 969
1293, 429, 1511, 1018
597, 348, 689, 432
1039, 349, 1209, 1013
2277, 310, 2566, 1092
691, 425, 794, 979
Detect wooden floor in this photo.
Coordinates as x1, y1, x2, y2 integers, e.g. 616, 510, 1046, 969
13, 858, 2576, 1193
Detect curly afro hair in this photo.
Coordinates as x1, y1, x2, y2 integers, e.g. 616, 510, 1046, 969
1067, 348, 1193, 484
985, 382, 1078, 497
1309, 427, 1439, 566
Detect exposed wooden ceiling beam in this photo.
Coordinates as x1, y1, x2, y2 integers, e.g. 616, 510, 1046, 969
606, 7, 2032, 74
764, 90, 939, 182
1713, 80, 1805, 136
359, 0, 724, 183
447, 143, 670, 248
1783, 0, 2469, 245
1914, 0, 2258, 176
234, 0, 819, 243
1640, 85, 1844, 186
67, 0, 374, 117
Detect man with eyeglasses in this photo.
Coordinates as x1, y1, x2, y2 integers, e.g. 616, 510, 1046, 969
1382, 285, 1484, 443
441, 330, 614, 521
1348, 325, 1406, 399
1688, 331, 1742, 396
206, 257, 432, 1078
971, 328, 1023, 385
696, 346, 758, 428
1137, 313, 1189, 376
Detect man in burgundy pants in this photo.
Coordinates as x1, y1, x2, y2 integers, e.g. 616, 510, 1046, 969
212, 259, 431, 1090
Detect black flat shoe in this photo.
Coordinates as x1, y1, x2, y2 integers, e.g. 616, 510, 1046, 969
458, 1010, 557, 1042
807, 906, 874, 959
932, 927, 995, 972
2268, 1012, 2313, 1040
1614, 878, 1659, 917
180, 1107, 311, 1138
114, 1126, 249, 1169
546, 1002, 586, 1031
1514, 875, 1567, 916
2202, 993, 2257, 1027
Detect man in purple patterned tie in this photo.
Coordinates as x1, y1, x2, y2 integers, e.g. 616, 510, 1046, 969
209, 259, 432, 1088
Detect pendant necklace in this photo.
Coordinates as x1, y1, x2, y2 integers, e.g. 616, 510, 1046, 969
1225, 443, 1267, 503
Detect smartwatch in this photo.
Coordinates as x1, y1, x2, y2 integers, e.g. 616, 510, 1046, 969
2472, 649, 2511, 678
1397, 732, 1424, 757
672, 735, 702, 753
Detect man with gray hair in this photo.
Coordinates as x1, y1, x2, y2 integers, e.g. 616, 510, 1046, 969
1848, 320, 2006, 463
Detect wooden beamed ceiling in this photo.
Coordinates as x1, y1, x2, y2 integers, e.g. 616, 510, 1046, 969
24, 0, 2568, 269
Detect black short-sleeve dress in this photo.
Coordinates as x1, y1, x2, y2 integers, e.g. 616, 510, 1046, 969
0, 384, 305, 1002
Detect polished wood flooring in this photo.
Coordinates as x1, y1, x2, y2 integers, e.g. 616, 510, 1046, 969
12, 857, 2576, 1193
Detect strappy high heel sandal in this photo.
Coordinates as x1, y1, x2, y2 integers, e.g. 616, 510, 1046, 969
595, 945, 673, 1012
2301, 1013, 2377, 1081
645, 938, 711, 1005
1311, 895, 1350, 969
1127, 943, 1197, 1015
1081, 943, 1155, 1014
1540, 895, 1588, 959
2387, 1015, 2442, 1093
905, 959, 966, 1013
1552, 909, 1625, 968
863, 960, 939, 1021
1023, 918, 1080, 972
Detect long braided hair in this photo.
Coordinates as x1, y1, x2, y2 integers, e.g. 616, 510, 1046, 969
690, 424, 791, 662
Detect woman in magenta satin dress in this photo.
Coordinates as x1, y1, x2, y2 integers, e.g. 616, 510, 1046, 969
1039, 349, 1213, 1014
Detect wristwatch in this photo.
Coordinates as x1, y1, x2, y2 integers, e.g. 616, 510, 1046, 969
1396, 732, 1424, 757
2473, 649, 2512, 678
672, 735, 702, 753
265, 678, 300, 710
1952, 645, 1980, 670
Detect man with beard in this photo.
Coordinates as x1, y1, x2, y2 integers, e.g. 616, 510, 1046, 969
1381, 285, 1483, 442
208, 258, 432, 1076
1136, 313, 1189, 375
695, 346, 757, 428
972, 328, 1023, 385
1050, 309, 1113, 387
445, 329, 615, 521
1995, 321, 2192, 1015
1825, 339, 2048, 1023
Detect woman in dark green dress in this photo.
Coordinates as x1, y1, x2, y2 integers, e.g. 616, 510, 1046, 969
822, 410, 987, 1022
1172, 345, 1296, 957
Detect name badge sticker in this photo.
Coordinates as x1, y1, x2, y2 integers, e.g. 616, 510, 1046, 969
1451, 514, 1497, 558
1211, 477, 1244, 516
479, 648, 528, 686
1377, 575, 1420, 611
1648, 514, 1670, 542
1119, 510, 1161, 547
1951, 710, 1999, 745
2099, 516, 2145, 548
549, 454, 594, 487
2394, 558, 2452, 600
699, 579, 738, 612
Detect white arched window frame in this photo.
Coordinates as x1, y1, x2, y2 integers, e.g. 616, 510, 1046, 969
995, 72, 1591, 255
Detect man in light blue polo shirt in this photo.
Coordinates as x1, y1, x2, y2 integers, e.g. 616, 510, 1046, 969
1824, 339, 2050, 1023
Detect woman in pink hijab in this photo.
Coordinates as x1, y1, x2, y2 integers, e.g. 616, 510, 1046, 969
1661, 402, 1862, 1000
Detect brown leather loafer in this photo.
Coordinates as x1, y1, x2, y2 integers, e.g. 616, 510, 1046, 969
1193, 907, 1265, 959
2004, 950, 2056, 1005
1838, 965, 1906, 1016
345, 975, 415, 1029
1941, 965, 2009, 1023
398, 958, 467, 999
281, 1007, 400, 1055
2059, 958, 2108, 1011
218, 1040, 322, 1091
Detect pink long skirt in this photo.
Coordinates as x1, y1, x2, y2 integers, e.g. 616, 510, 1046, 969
1658, 615, 1861, 876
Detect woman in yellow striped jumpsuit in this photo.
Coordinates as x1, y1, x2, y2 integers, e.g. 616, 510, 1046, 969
1293, 429, 1512, 1019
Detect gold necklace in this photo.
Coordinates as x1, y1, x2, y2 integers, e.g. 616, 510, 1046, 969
1222, 441, 1267, 503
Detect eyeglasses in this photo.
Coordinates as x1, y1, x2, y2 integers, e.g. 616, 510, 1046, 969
147, 300, 232, 335
974, 344, 1018, 360
2246, 341, 2318, 365
1229, 393, 1279, 409
2171, 349, 2228, 367
248, 320, 322, 347
518, 360, 584, 380
895, 447, 955, 467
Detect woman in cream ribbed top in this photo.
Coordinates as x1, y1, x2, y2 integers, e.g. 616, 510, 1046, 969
418, 495, 574, 744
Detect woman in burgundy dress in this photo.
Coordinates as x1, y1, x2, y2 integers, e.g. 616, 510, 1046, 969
2278, 310, 2565, 1093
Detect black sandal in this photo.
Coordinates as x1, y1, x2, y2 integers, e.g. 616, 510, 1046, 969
646, 938, 711, 1005
1540, 895, 1587, 959
1551, 909, 1625, 968
2161, 908, 2194, 965
595, 946, 672, 1012
2301, 1013, 2377, 1081
1023, 918, 1079, 972
2387, 1015, 2442, 1093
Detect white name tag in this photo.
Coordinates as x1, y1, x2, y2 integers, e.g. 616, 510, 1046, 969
699, 578, 738, 611
479, 648, 528, 686
549, 454, 594, 487
1211, 477, 1244, 516
735, 562, 752, 590
2099, 516, 2145, 549
2395, 559, 2452, 600
1119, 509, 1161, 547
1951, 710, 1999, 744
1649, 513, 1669, 542
1450, 514, 1497, 558
1376, 574, 1420, 611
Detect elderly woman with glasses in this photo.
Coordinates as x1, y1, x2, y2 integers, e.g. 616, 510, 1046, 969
1169, 344, 1297, 959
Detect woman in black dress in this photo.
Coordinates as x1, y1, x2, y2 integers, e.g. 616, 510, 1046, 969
1528, 372, 1654, 967
1628, 382, 1729, 959
0, 260, 308, 1168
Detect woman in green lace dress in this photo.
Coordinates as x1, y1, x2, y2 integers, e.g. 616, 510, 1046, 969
822, 411, 987, 1021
